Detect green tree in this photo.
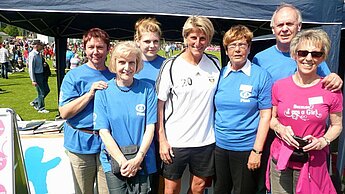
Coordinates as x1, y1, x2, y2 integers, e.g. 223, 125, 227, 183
3, 25, 19, 37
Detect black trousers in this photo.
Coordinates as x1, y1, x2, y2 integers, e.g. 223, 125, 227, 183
214, 146, 260, 194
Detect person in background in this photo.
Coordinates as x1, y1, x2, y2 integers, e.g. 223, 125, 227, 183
70, 53, 81, 70
252, 4, 343, 193
0, 42, 10, 79
28, 40, 50, 113
156, 16, 220, 194
267, 29, 343, 194
23, 43, 29, 67
134, 17, 165, 193
42, 57, 51, 87
94, 41, 157, 194
66, 45, 74, 69
59, 28, 114, 194
213, 25, 272, 194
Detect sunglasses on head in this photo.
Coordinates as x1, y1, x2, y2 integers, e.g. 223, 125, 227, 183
297, 50, 324, 58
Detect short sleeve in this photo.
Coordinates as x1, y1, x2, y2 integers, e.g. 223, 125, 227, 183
146, 85, 158, 125
258, 70, 273, 110
330, 90, 343, 113
93, 90, 110, 131
59, 73, 80, 106
271, 82, 279, 106
155, 59, 173, 101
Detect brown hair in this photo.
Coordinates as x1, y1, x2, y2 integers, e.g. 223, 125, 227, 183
83, 28, 110, 50
223, 25, 253, 50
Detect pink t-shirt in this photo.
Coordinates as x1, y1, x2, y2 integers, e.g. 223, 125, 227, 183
270, 76, 342, 165
267, 76, 342, 193
273, 76, 342, 137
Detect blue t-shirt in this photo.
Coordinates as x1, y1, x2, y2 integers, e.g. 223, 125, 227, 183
59, 64, 115, 154
134, 55, 165, 86
93, 78, 157, 174
214, 62, 272, 151
253, 45, 330, 82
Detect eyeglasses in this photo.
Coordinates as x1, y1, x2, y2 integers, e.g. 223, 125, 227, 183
227, 43, 248, 49
297, 50, 324, 58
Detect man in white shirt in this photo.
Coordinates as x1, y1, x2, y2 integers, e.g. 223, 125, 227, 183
0, 43, 10, 79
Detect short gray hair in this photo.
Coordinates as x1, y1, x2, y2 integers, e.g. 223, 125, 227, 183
270, 3, 302, 28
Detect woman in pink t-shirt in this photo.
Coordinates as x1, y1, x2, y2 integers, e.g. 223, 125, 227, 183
268, 29, 343, 194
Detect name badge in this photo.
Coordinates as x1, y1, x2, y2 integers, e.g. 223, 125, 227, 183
308, 96, 323, 105
239, 84, 252, 92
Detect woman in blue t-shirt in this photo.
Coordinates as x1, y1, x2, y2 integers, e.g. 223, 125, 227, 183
59, 28, 115, 194
213, 25, 273, 194
93, 41, 157, 194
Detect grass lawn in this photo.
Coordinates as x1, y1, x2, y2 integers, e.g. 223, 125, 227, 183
0, 69, 59, 121
0, 50, 221, 121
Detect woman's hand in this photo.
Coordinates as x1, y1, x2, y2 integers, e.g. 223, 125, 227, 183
302, 135, 328, 151
247, 151, 261, 171
276, 125, 300, 149
120, 156, 143, 177
89, 81, 108, 97
159, 140, 174, 164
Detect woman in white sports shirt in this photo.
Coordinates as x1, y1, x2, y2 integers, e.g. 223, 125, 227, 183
156, 15, 220, 194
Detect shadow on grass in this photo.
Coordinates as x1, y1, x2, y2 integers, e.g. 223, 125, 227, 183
0, 83, 18, 87
7, 74, 29, 79
0, 90, 10, 94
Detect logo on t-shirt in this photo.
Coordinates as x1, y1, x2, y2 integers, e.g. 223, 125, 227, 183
136, 104, 146, 116
284, 104, 322, 121
239, 84, 252, 102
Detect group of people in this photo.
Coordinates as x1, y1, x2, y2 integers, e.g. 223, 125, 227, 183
58, 3, 343, 194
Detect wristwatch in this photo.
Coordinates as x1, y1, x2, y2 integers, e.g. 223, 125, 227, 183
252, 148, 263, 154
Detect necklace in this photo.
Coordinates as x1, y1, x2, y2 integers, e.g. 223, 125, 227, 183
115, 80, 133, 92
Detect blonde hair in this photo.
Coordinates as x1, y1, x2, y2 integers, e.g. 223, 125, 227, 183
182, 16, 214, 45
223, 25, 253, 50
109, 41, 143, 74
290, 29, 330, 59
134, 17, 162, 41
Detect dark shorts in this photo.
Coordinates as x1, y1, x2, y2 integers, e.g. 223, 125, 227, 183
162, 143, 215, 180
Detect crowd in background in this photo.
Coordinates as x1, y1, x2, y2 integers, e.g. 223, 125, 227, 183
1, 2, 344, 194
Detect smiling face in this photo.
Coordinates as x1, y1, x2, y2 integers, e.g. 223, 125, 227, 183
115, 54, 137, 85
293, 40, 324, 75
272, 7, 301, 51
136, 32, 160, 61
184, 28, 209, 60
227, 38, 250, 69
85, 37, 108, 68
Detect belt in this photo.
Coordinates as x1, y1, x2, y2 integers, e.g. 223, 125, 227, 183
66, 121, 99, 135
78, 129, 99, 135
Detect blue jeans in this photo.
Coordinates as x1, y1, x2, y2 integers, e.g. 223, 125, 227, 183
1, 62, 8, 78
33, 73, 50, 110
105, 172, 151, 194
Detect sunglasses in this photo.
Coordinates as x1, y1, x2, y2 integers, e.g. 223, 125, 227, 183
297, 50, 324, 58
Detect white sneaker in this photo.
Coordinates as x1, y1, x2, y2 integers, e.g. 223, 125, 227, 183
38, 109, 49, 113
29, 101, 35, 106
